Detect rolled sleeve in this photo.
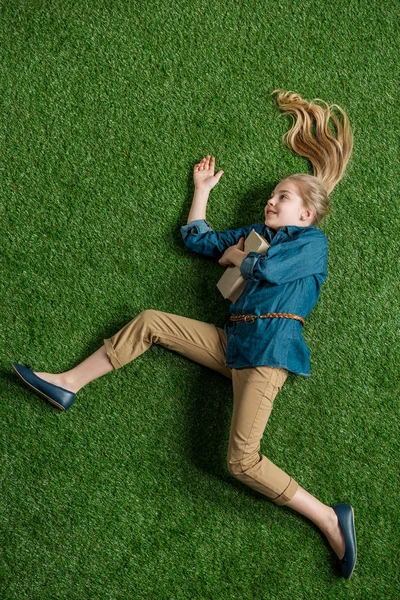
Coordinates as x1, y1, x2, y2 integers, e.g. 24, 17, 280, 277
239, 252, 261, 280
180, 219, 212, 237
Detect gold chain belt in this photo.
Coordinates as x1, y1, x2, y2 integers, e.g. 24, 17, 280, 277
229, 313, 305, 326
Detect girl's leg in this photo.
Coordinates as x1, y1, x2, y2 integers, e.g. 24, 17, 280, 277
285, 486, 345, 560
34, 309, 232, 393
227, 366, 345, 559
34, 344, 113, 394
227, 366, 297, 504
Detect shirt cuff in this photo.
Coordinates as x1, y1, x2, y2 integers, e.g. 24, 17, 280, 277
240, 252, 261, 280
180, 219, 212, 236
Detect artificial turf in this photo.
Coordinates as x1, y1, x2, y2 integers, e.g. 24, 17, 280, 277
1, 0, 399, 598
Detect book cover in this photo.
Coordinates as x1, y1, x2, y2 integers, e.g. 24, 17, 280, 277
216, 229, 270, 303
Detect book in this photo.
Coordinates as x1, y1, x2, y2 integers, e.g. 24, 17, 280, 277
216, 229, 270, 303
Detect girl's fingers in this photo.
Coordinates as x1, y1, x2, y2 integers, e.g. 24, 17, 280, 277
205, 155, 213, 170
195, 155, 215, 171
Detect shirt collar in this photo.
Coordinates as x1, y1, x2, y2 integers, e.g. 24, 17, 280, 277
264, 225, 316, 238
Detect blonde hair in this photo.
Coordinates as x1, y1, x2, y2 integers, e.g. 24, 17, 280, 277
270, 89, 354, 225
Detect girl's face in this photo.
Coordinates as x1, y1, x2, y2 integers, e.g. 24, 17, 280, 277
264, 179, 315, 230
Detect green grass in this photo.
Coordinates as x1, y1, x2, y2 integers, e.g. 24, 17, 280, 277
1, 0, 399, 598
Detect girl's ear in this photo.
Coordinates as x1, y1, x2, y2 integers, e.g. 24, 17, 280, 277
300, 208, 316, 221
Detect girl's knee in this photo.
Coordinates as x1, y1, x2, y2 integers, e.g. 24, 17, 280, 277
227, 450, 260, 478
137, 309, 161, 324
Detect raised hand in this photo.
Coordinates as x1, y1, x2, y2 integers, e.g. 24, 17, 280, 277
193, 155, 224, 191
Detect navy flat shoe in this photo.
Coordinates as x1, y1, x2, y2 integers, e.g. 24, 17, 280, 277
332, 503, 357, 579
12, 363, 76, 411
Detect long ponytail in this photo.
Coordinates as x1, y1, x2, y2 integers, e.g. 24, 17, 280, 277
271, 89, 354, 225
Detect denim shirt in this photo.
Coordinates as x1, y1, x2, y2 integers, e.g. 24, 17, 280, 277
180, 219, 328, 377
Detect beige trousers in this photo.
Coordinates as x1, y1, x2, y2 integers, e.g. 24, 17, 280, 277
103, 309, 299, 506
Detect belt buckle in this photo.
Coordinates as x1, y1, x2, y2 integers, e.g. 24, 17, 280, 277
244, 315, 257, 324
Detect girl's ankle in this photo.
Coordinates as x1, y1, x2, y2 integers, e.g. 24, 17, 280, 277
60, 374, 80, 394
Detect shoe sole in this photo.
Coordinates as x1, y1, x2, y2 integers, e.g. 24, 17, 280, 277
347, 505, 357, 578
12, 364, 66, 411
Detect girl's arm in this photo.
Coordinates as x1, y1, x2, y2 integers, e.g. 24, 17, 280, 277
240, 230, 328, 285
187, 155, 224, 224
181, 220, 257, 259
182, 154, 257, 261
187, 187, 210, 224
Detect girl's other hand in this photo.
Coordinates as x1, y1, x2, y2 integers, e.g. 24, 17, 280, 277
218, 237, 245, 266
193, 155, 224, 191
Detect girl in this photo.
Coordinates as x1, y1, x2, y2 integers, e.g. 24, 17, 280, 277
12, 89, 357, 579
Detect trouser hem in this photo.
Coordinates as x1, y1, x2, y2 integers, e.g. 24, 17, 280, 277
103, 338, 124, 370
273, 477, 299, 506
